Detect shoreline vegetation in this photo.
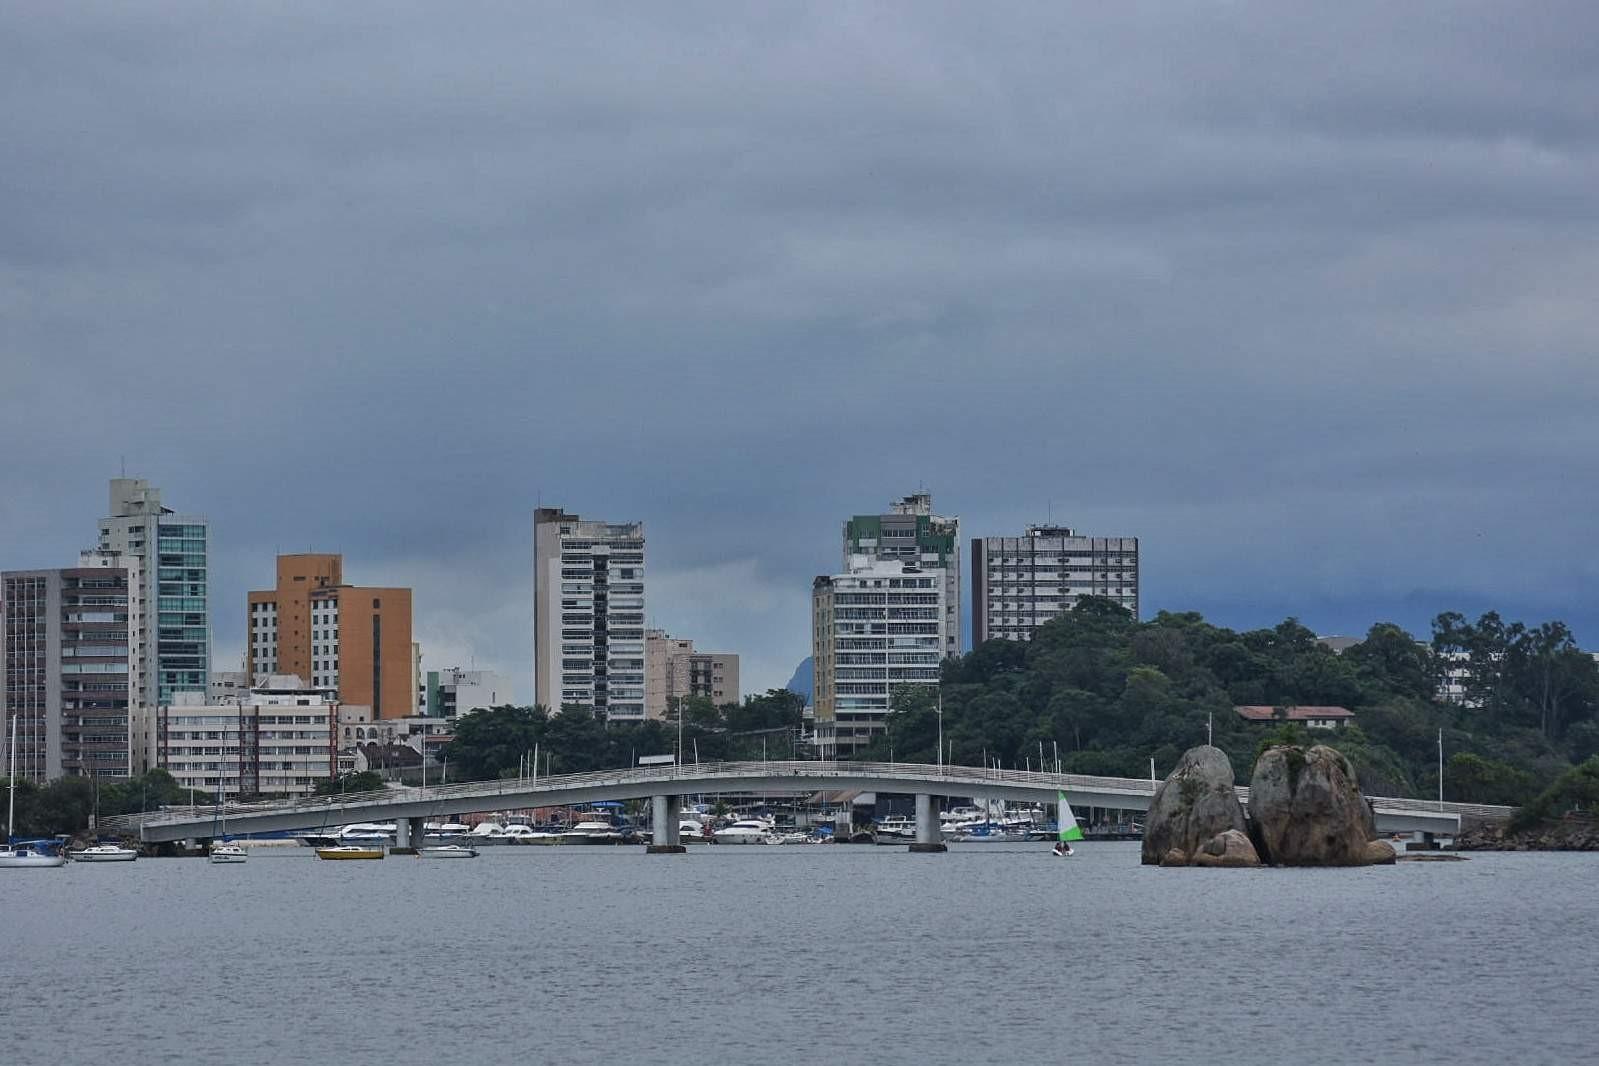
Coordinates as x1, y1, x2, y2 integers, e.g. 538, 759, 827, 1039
864, 599, 1599, 817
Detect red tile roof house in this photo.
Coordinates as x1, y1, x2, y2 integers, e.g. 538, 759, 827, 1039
1234, 705, 1356, 730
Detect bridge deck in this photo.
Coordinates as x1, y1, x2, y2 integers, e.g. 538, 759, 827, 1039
104, 761, 1510, 842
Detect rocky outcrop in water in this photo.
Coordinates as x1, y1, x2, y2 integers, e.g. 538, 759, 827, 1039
1248, 744, 1385, 866
1192, 828, 1263, 867
1140, 745, 1250, 866
1143, 743, 1399, 868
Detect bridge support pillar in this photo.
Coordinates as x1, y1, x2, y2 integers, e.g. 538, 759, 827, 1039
391, 816, 424, 855
646, 794, 685, 854
909, 792, 946, 853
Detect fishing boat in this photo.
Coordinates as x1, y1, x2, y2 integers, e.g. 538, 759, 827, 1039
1, 714, 67, 869
420, 844, 479, 859
1053, 790, 1084, 857
70, 843, 139, 862
315, 845, 385, 860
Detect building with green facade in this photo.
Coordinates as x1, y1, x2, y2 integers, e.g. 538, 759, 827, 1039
97, 477, 210, 705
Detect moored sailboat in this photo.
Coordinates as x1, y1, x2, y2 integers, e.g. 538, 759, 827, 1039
1, 713, 67, 870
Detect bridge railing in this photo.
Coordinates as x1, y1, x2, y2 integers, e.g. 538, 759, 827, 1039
104, 759, 1512, 833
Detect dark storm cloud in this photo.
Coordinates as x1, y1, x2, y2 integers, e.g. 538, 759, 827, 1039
4, 2, 1599, 693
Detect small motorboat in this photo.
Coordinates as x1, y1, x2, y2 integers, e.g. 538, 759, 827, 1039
209, 842, 248, 864
315, 845, 385, 860
419, 844, 479, 859
71, 843, 139, 862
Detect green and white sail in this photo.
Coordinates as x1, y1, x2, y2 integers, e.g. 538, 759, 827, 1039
1057, 791, 1084, 842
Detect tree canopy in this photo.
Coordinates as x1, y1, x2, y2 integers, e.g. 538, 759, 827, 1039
863, 599, 1597, 806
439, 689, 807, 781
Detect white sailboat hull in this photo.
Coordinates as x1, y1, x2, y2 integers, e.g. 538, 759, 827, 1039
0, 852, 68, 869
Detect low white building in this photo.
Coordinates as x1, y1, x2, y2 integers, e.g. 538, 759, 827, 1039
157, 674, 337, 798
422, 666, 514, 718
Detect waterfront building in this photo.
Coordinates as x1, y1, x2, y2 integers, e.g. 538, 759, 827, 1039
644, 629, 740, 718
96, 477, 210, 704
533, 508, 646, 719
811, 556, 947, 757
971, 525, 1139, 644
843, 493, 960, 660
1, 551, 146, 781
245, 554, 414, 718
422, 666, 514, 718
157, 674, 336, 798
1234, 705, 1355, 730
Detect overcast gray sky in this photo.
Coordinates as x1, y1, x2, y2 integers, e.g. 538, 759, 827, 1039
4, 2, 1598, 699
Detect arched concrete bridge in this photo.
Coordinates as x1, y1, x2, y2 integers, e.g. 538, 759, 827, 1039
105, 761, 1509, 850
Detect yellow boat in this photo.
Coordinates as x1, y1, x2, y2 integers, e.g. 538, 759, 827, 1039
315, 845, 385, 860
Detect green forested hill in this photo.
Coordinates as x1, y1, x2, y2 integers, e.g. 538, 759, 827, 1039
864, 599, 1599, 805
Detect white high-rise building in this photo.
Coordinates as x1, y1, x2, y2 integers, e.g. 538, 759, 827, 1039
972, 526, 1139, 644
96, 477, 210, 705
533, 508, 646, 719
811, 555, 948, 757
842, 493, 960, 659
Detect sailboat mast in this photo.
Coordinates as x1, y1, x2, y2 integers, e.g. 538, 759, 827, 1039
8, 713, 16, 842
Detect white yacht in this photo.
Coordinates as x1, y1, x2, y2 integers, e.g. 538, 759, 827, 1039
70, 843, 139, 862
420, 844, 479, 859
496, 824, 561, 845
465, 821, 507, 844
559, 820, 623, 845
874, 815, 917, 840
678, 819, 711, 843
337, 823, 396, 843
209, 842, 248, 864
424, 822, 471, 842
713, 819, 774, 845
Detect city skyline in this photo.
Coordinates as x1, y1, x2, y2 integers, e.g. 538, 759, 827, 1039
5, 7, 1599, 701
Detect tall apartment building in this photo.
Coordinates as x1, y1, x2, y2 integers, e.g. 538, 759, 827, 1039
811, 556, 947, 757
245, 554, 414, 719
423, 667, 515, 718
96, 477, 210, 704
644, 629, 740, 718
533, 508, 646, 719
843, 493, 960, 659
157, 674, 337, 798
1, 551, 145, 781
971, 526, 1139, 644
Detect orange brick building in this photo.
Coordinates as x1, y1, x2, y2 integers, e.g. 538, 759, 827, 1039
246, 554, 414, 719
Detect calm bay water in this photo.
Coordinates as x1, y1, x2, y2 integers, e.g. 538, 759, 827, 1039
5, 843, 1595, 1065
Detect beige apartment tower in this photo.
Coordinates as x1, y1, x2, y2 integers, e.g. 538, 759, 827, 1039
245, 554, 414, 719
644, 629, 740, 718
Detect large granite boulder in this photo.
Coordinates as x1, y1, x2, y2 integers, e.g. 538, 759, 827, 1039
1140, 745, 1249, 865
1192, 828, 1263, 867
1249, 745, 1381, 866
